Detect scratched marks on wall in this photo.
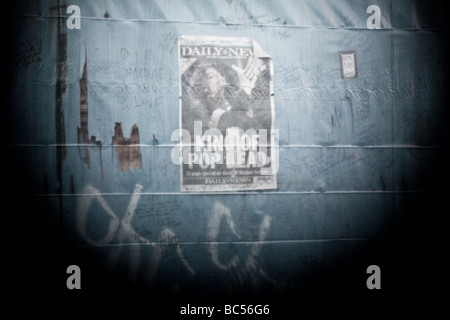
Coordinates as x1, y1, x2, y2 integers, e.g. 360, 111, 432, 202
12, 36, 41, 69
112, 123, 142, 172
75, 43, 148, 176
73, 44, 149, 175
77, 44, 104, 179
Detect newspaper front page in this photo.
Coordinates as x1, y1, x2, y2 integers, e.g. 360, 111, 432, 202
178, 36, 277, 192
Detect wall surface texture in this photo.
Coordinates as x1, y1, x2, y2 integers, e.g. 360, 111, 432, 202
6, 0, 449, 316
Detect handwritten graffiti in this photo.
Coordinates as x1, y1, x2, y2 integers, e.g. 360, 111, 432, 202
207, 200, 275, 286
76, 184, 195, 282
76, 184, 276, 288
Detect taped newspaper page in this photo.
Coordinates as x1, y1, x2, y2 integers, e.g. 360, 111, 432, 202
178, 35, 277, 192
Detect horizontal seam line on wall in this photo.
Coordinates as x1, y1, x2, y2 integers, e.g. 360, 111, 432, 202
71, 237, 392, 248
7, 144, 449, 149
8, 14, 449, 31
35, 190, 431, 197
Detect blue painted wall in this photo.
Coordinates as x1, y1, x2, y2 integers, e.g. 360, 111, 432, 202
6, 0, 449, 315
